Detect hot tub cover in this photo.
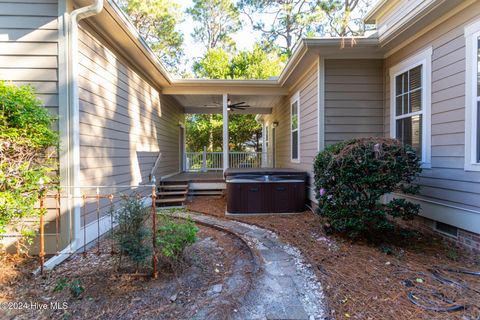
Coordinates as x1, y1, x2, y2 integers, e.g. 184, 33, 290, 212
224, 168, 307, 178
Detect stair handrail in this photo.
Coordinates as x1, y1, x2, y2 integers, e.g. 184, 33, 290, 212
149, 152, 162, 183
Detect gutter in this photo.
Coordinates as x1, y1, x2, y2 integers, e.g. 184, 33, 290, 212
39, 0, 104, 272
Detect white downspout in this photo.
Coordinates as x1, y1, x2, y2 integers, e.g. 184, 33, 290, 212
39, 0, 104, 272
70, 0, 104, 253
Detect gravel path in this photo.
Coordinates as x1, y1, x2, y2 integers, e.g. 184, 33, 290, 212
175, 212, 327, 320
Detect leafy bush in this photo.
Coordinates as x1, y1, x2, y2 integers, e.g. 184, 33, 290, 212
156, 214, 198, 264
53, 277, 84, 298
113, 196, 152, 267
0, 81, 58, 236
314, 137, 422, 239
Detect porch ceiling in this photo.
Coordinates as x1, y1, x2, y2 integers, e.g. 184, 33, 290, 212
171, 94, 285, 115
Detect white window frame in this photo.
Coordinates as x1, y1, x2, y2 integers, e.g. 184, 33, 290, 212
261, 123, 269, 168
464, 19, 480, 171
265, 124, 269, 150
290, 92, 300, 163
389, 47, 432, 168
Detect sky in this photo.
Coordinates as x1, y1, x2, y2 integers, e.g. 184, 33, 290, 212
173, 0, 380, 73
175, 0, 265, 69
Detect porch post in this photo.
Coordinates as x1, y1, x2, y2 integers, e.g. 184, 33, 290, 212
222, 93, 229, 171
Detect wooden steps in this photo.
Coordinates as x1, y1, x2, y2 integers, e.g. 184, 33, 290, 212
188, 190, 224, 197
156, 181, 188, 207
157, 197, 188, 204
158, 190, 188, 196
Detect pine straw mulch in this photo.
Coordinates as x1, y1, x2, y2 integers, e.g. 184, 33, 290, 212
0, 224, 254, 320
186, 196, 480, 320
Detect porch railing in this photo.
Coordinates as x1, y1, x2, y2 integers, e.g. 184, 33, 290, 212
229, 151, 263, 169
185, 151, 223, 172
185, 150, 265, 171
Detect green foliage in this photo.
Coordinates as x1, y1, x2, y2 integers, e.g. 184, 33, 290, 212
187, 0, 241, 51
113, 196, 152, 266
314, 137, 422, 240
0, 81, 58, 235
193, 48, 231, 79
116, 0, 184, 72
185, 113, 262, 152
189, 44, 281, 153
230, 44, 285, 79
53, 278, 68, 293
53, 278, 85, 299
193, 45, 284, 80
0, 81, 57, 147
156, 215, 198, 264
69, 279, 84, 298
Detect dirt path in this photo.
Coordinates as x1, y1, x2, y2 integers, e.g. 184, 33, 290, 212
187, 197, 480, 320
175, 212, 327, 320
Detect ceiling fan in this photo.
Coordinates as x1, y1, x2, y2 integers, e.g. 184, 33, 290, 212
227, 99, 251, 111
203, 99, 251, 111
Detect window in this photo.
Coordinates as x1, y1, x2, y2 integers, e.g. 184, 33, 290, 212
291, 92, 300, 162
395, 66, 423, 156
390, 48, 432, 167
465, 20, 480, 171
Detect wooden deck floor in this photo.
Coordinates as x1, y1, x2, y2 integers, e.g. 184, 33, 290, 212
162, 172, 224, 182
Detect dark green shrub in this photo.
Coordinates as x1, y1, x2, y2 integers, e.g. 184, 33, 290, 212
113, 196, 152, 267
0, 81, 58, 237
53, 277, 84, 299
313, 137, 422, 239
156, 214, 198, 265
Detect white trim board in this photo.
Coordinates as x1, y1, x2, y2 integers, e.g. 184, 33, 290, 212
189, 182, 226, 190
385, 193, 480, 235
464, 18, 480, 171
290, 91, 301, 163
317, 57, 325, 152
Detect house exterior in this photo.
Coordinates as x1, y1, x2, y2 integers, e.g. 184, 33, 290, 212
0, 0, 479, 260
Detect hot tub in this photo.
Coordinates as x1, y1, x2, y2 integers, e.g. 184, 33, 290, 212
225, 168, 307, 214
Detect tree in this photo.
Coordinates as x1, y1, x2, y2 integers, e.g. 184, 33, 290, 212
239, 0, 326, 56
193, 48, 231, 79
230, 44, 285, 79
187, 0, 242, 51
185, 113, 263, 152
187, 44, 283, 153
115, 0, 184, 72
193, 45, 284, 79
185, 114, 223, 152
319, 0, 374, 37
229, 114, 263, 151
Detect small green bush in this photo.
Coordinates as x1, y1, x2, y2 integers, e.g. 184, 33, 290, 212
156, 214, 198, 264
314, 137, 422, 239
53, 277, 84, 298
113, 196, 152, 267
0, 81, 58, 236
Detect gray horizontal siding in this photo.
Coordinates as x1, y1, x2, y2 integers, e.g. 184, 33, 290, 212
78, 24, 183, 194
0, 0, 59, 253
325, 59, 384, 146
265, 62, 319, 199
384, 1, 480, 210
0, 1, 58, 111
